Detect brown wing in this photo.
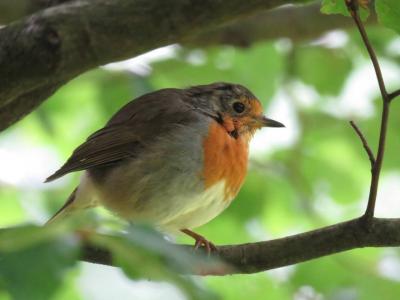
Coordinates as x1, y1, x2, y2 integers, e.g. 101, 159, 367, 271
45, 88, 199, 182
45, 126, 142, 182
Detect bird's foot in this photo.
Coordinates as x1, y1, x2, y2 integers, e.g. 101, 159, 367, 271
181, 229, 217, 254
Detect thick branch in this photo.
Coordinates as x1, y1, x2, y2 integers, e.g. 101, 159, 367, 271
184, 3, 362, 47
0, 0, 377, 131
0, 0, 73, 24
0, 0, 299, 130
81, 217, 400, 275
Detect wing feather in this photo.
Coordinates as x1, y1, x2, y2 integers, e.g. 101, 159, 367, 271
45, 126, 142, 182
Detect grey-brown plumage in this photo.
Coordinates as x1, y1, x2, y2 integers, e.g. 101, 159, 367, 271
46, 83, 258, 183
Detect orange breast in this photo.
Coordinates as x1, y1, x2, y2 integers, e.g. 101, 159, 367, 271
202, 121, 249, 201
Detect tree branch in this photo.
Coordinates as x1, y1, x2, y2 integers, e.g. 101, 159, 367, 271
186, 3, 366, 47
0, 1, 373, 42
81, 217, 400, 275
349, 120, 375, 168
0, 0, 301, 130
388, 89, 400, 102
0, 0, 73, 24
345, 1, 388, 101
0, 0, 377, 131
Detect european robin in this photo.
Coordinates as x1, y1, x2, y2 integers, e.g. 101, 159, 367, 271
46, 82, 284, 251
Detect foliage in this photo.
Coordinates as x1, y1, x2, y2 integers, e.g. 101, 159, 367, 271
0, 223, 215, 300
322, 0, 400, 34
321, 0, 370, 19
375, 0, 400, 34
1, 1, 400, 299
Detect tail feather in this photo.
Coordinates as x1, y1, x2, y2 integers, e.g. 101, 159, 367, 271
45, 188, 77, 225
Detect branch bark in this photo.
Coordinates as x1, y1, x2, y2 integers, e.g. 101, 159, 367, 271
0, 0, 294, 130
183, 3, 361, 47
389, 89, 400, 101
81, 217, 400, 275
0, 0, 74, 24
0, 0, 376, 131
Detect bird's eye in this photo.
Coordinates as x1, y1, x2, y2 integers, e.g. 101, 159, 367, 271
232, 102, 245, 113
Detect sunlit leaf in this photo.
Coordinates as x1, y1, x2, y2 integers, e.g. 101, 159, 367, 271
375, 0, 400, 34
294, 47, 352, 95
321, 0, 370, 19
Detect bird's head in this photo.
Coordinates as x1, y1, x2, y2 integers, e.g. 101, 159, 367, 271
187, 82, 284, 139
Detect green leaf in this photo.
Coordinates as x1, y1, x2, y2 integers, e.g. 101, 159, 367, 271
291, 251, 400, 300
206, 273, 291, 300
151, 42, 284, 106
89, 225, 219, 300
321, 0, 370, 20
321, 0, 349, 16
0, 225, 79, 300
0, 189, 25, 227
376, 0, 400, 34
294, 47, 352, 95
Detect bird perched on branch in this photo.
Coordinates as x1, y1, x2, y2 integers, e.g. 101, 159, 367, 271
46, 82, 284, 251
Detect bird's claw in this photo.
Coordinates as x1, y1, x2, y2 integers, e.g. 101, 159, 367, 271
193, 236, 217, 254
181, 228, 217, 255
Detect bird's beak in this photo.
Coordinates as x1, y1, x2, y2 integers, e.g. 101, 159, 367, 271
257, 116, 285, 128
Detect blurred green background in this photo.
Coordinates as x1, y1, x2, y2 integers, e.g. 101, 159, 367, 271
1, 19, 400, 300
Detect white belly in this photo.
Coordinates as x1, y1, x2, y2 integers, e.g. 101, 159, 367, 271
76, 173, 232, 231
159, 180, 231, 231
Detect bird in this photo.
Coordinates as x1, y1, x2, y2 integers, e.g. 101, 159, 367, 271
45, 82, 284, 252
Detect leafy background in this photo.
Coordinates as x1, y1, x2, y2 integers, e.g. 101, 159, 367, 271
1, 1, 400, 299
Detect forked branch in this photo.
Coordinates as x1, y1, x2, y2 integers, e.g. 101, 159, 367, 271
349, 120, 375, 168
345, 0, 398, 220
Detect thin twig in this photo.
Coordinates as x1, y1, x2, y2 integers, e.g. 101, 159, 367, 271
388, 89, 400, 102
345, 0, 391, 220
345, 0, 388, 101
349, 120, 375, 168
